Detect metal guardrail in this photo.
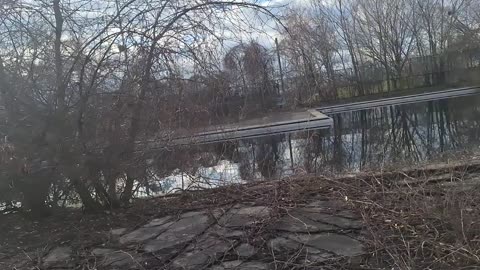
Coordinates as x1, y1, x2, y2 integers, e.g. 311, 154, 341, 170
317, 86, 480, 114
138, 85, 480, 149
170, 116, 333, 146
140, 111, 333, 148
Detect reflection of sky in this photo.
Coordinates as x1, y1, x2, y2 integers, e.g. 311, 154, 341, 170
158, 160, 244, 194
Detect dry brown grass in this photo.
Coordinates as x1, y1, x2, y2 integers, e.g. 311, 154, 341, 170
315, 162, 480, 269
161, 160, 480, 269
2, 160, 480, 269
227, 160, 480, 269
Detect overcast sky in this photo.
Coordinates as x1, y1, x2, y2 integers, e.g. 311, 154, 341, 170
220, 0, 312, 48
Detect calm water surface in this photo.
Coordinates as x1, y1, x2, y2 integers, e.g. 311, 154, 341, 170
141, 94, 480, 194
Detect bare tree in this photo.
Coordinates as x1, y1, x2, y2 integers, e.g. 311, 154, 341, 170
224, 41, 276, 118
0, 0, 278, 215
355, 0, 416, 90
313, 0, 365, 95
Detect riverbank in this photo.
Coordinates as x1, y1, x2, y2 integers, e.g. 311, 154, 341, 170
1, 159, 480, 269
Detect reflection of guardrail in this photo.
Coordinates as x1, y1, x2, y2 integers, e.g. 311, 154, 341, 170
317, 86, 480, 114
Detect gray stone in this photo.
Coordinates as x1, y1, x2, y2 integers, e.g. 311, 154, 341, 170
303, 253, 332, 264
219, 206, 270, 228
144, 211, 212, 253
180, 210, 207, 218
305, 211, 362, 229
222, 260, 244, 268
269, 237, 302, 252
275, 208, 361, 233
269, 235, 336, 264
235, 243, 256, 257
212, 225, 245, 238
237, 262, 269, 269
286, 233, 364, 257
92, 248, 139, 267
276, 214, 337, 233
5, 253, 34, 270
143, 216, 172, 228
110, 228, 127, 236
306, 200, 339, 209
43, 247, 72, 267
210, 261, 269, 270
92, 248, 114, 256
171, 233, 234, 270
172, 252, 211, 269
336, 210, 359, 219
235, 206, 269, 216
119, 221, 174, 244
210, 260, 244, 269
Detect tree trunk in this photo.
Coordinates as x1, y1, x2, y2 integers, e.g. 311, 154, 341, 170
71, 178, 101, 212
16, 170, 54, 218
121, 173, 135, 205
106, 174, 120, 208
53, 0, 65, 112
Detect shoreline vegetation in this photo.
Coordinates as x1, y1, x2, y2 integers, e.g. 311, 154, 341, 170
1, 158, 479, 269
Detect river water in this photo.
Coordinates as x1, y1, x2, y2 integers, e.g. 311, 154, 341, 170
141, 94, 480, 194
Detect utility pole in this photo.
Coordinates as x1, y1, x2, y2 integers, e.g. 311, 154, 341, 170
275, 38, 285, 95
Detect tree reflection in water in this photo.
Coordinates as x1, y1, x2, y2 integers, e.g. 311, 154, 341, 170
299, 95, 480, 174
